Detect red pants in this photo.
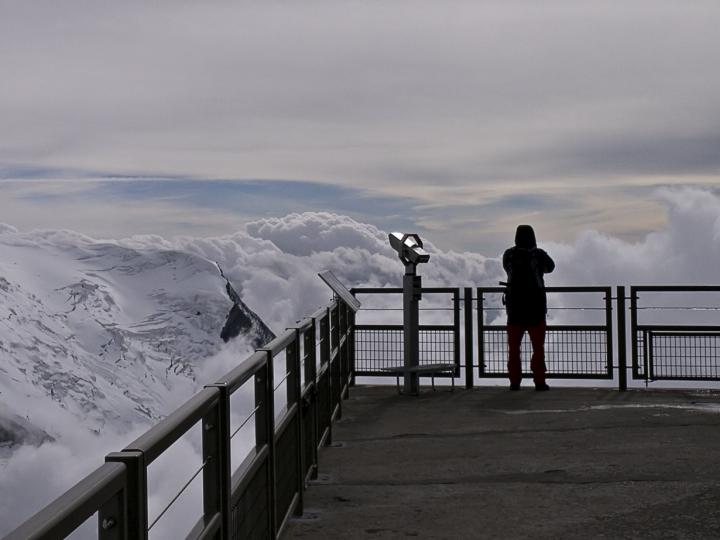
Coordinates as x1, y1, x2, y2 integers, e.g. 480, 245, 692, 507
507, 322, 547, 385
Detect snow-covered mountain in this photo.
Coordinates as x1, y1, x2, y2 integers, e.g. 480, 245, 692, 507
0, 226, 274, 449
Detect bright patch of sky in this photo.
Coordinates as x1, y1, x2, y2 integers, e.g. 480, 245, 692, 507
1, 0, 720, 252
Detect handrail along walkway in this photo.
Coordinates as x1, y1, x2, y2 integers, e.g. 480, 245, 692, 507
5, 298, 355, 540
7, 283, 720, 539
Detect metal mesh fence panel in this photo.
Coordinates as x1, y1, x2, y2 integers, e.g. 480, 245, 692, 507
630, 287, 720, 381
482, 326, 610, 378
353, 325, 456, 374
636, 330, 720, 380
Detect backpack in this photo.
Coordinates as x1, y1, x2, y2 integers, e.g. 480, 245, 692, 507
508, 248, 542, 292
505, 248, 546, 323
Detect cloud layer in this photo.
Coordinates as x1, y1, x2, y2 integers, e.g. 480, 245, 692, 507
2, 1, 719, 249
3, 187, 720, 537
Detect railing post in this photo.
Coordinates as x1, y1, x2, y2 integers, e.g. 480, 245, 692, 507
286, 332, 305, 516
322, 308, 333, 445
477, 288, 485, 378
605, 287, 614, 381
332, 303, 340, 354
304, 321, 317, 384
337, 302, 347, 398
105, 450, 147, 540
647, 331, 655, 382
304, 321, 319, 479
98, 485, 126, 540
630, 287, 639, 379
464, 287, 473, 389
255, 351, 276, 537
348, 306, 356, 387
330, 304, 343, 420
202, 384, 231, 538
617, 286, 627, 391
342, 302, 351, 397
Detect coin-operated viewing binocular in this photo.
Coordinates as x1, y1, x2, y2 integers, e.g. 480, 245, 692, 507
389, 232, 430, 265
388, 232, 430, 395
389, 232, 429, 300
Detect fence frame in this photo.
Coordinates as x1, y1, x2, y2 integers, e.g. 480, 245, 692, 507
11, 283, 720, 539
350, 287, 461, 378
630, 285, 720, 382
5, 299, 355, 540
476, 286, 615, 380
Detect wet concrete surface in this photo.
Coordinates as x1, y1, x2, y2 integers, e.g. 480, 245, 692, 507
282, 385, 720, 539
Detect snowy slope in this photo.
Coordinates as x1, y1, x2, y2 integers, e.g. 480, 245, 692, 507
0, 227, 274, 447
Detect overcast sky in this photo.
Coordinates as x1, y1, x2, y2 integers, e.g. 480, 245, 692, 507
1, 0, 719, 253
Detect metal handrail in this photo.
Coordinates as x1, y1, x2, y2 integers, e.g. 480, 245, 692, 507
5, 295, 355, 540
10, 283, 720, 539
631, 285, 720, 292
124, 387, 219, 464
218, 350, 267, 394
479, 285, 612, 293
261, 328, 298, 356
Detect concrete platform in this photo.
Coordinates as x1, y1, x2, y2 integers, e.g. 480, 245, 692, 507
283, 385, 720, 539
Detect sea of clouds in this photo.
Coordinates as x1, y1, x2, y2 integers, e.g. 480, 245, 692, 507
2, 186, 720, 538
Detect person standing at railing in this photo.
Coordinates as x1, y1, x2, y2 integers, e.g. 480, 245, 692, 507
502, 224, 555, 391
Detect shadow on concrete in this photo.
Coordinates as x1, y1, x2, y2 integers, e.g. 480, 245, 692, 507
283, 386, 720, 539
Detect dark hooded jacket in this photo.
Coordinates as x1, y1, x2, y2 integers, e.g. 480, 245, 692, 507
502, 225, 555, 325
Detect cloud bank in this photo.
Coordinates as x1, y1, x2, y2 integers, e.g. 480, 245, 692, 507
2, 1, 720, 250
3, 187, 720, 537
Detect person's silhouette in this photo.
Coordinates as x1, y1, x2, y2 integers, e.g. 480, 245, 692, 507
502, 225, 555, 391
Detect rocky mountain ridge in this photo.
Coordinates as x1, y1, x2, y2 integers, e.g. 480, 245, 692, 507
0, 229, 274, 449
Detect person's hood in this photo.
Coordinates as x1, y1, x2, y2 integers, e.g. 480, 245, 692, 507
515, 224, 537, 249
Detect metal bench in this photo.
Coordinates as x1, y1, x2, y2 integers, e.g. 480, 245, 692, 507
379, 363, 456, 394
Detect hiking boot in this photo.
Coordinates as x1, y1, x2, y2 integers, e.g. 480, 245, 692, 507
535, 383, 550, 391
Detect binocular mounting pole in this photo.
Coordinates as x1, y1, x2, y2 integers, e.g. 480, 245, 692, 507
403, 261, 422, 394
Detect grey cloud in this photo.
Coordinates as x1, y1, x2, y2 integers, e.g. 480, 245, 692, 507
2, 1, 719, 188
4, 187, 720, 536
1, 0, 720, 250
485, 131, 720, 180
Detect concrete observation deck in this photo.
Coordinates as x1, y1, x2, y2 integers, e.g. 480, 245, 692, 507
283, 385, 720, 539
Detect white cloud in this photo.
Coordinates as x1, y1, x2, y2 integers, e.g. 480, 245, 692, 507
1, 1, 719, 227
4, 188, 720, 537
550, 187, 720, 286
0, 338, 258, 539
245, 212, 389, 256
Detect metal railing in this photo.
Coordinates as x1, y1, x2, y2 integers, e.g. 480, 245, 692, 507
8, 283, 720, 539
351, 286, 620, 386
630, 286, 720, 382
5, 299, 356, 540
351, 288, 461, 378
477, 286, 614, 380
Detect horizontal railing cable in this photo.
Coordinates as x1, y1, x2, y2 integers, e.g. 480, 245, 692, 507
274, 370, 292, 392
148, 457, 210, 532
5, 294, 359, 540
230, 404, 261, 440
481, 306, 608, 311
635, 306, 720, 311
356, 307, 456, 311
